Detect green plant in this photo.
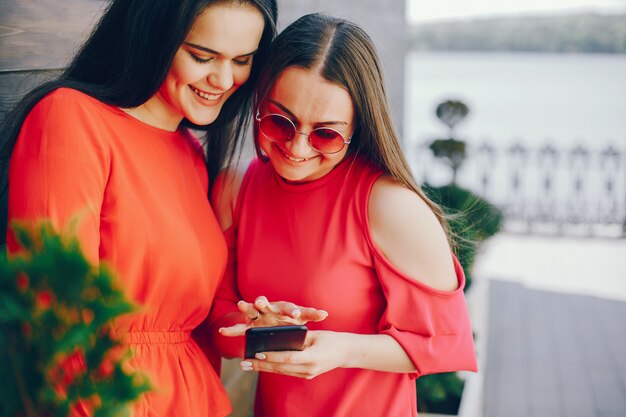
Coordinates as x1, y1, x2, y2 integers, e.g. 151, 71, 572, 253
415, 186, 502, 415
416, 99, 501, 415
417, 372, 464, 414
429, 139, 467, 185
436, 100, 469, 134
0, 222, 151, 417
424, 183, 503, 290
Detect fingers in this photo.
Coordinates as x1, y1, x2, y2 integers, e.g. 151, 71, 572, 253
298, 307, 329, 322
239, 351, 319, 380
254, 296, 279, 315
237, 300, 262, 322
218, 322, 249, 337
254, 297, 329, 322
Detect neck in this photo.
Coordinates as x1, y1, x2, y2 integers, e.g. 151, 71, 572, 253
121, 95, 182, 132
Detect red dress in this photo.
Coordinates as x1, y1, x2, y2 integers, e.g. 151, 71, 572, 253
209, 156, 477, 417
8, 88, 231, 416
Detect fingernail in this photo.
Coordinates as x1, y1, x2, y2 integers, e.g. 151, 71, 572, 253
255, 353, 266, 360
218, 328, 225, 333
292, 309, 301, 317
237, 300, 245, 306
241, 361, 252, 367
320, 310, 329, 316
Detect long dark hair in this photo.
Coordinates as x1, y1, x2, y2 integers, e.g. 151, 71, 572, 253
253, 13, 449, 232
0, 0, 278, 243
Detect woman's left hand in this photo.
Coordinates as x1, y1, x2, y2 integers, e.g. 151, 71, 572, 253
240, 330, 350, 379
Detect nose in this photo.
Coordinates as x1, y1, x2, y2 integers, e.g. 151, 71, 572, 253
286, 131, 314, 156
207, 61, 234, 91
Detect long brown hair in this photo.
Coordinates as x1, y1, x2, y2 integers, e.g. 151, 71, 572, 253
0, 0, 278, 245
253, 13, 449, 234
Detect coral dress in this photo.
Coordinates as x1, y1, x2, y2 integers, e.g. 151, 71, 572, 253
209, 156, 478, 417
8, 88, 231, 416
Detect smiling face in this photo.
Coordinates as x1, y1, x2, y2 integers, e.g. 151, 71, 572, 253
136, 2, 265, 131
258, 66, 355, 183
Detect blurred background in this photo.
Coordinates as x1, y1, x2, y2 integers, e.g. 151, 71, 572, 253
1, 0, 625, 416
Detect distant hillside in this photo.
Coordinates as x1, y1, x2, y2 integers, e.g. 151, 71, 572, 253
409, 13, 626, 53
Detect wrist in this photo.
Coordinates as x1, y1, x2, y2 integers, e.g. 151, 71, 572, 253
337, 331, 359, 369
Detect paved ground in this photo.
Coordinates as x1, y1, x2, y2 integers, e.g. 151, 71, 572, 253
476, 235, 626, 417
484, 280, 626, 417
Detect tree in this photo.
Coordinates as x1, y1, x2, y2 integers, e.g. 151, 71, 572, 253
430, 99, 470, 185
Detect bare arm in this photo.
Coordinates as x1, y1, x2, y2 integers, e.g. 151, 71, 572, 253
368, 176, 457, 291
240, 176, 461, 377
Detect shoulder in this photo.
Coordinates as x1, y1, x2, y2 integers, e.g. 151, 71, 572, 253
16, 88, 111, 162
36, 88, 101, 110
27, 88, 107, 129
368, 176, 458, 291
210, 159, 254, 231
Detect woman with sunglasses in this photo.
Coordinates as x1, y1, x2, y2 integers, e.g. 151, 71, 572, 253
2, 0, 277, 415
207, 13, 477, 417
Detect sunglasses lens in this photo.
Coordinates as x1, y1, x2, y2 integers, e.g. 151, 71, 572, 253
260, 114, 294, 142
310, 128, 345, 153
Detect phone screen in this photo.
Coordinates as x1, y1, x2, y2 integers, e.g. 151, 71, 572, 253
244, 325, 308, 359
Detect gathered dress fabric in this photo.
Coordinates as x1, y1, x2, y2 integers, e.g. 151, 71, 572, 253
208, 155, 478, 417
7, 88, 231, 416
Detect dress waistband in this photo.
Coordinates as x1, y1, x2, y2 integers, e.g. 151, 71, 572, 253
114, 331, 192, 344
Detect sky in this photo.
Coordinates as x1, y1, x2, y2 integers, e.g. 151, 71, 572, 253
408, 0, 626, 23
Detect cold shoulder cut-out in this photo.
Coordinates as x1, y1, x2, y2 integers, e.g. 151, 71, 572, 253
209, 155, 477, 417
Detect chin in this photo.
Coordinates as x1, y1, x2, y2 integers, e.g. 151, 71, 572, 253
186, 112, 220, 127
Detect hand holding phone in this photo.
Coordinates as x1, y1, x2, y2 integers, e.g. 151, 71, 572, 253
244, 325, 307, 359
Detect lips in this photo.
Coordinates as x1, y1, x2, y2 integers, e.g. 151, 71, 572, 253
189, 85, 223, 101
277, 145, 314, 162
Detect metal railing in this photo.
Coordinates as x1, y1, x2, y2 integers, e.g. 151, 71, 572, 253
412, 141, 626, 238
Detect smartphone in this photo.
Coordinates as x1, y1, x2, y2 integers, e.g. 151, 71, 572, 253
244, 325, 308, 359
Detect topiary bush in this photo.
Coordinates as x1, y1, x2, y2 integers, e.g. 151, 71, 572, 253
0, 222, 151, 417
424, 183, 503, 291
416, 185, 503, 414
417, 371, 465, 414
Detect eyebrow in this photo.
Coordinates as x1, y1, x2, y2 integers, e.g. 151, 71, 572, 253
268, 99, 349, 126
183, 42, 258, 58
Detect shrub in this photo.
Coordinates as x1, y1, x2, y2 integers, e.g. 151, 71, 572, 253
416, 184, 502, 414
0, 222, 151, 417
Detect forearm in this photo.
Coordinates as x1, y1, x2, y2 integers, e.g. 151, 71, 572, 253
341, 332, 416, 374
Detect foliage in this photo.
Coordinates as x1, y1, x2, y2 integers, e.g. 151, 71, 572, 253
424, 183, 503, 290
435, 100, 469, 133
0, 222, 151, 417
417, 372, 464, 414
409, 13, 626, 54
432, 100, 469, 184
429, 139, 467, 184
417, 97, 502, 413
416, 185, 501, 414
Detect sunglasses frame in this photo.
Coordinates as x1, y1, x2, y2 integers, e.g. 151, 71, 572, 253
255, 110, 352, 155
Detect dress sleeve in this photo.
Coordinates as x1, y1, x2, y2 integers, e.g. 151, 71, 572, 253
373, 251, 478, 379
201, 225, 246, 363
7, 90, 109, 263
202, 161, 261, 361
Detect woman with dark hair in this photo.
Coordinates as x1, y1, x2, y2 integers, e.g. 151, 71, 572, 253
3, 0, 277, 415
208, 13, 477, 417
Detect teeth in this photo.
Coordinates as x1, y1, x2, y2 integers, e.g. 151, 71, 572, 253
190, 86, 221, 101
280, 148, 311, 162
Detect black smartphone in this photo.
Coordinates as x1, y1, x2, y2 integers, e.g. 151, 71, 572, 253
244, 325, 308, 359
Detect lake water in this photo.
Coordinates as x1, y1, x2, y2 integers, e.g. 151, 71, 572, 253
404, 51, 626, 149
404, 51, 626, 230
